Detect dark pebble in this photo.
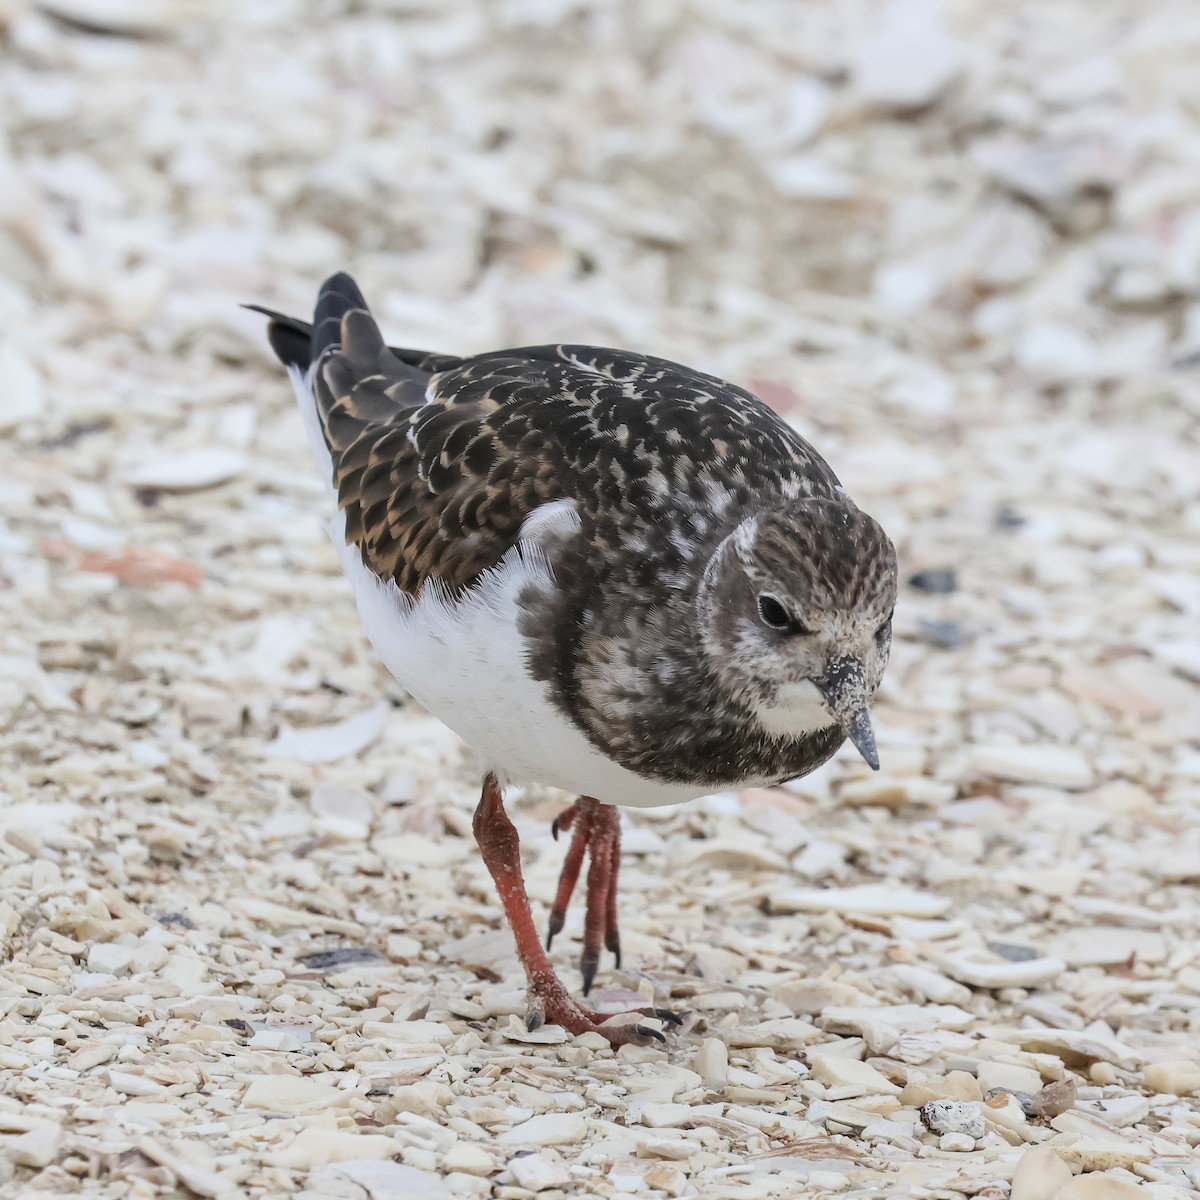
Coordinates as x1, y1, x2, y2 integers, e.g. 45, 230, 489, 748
917, 618, 965, 649
986, 941, 1039, 962
908, 568, 958, 594
301, 947, 386, 971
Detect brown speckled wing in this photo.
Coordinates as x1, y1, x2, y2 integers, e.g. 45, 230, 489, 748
298, 286, 843, 598
311, 310, 563, 595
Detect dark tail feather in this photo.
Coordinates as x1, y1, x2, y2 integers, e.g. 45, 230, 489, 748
249, 274, 460, 376
245, 273, 370, 372
311, 272, 370, 364
243, 304, 314, 371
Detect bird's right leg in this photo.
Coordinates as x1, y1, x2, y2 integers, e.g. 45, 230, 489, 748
472, 773, 668, 1046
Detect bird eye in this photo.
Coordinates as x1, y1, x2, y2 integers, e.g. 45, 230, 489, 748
758, 594, 807, 632
757, 595, 791, 628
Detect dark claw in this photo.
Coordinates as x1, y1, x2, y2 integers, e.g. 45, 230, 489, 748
525, 1009, 544, 1033
635, 1025, 667, 1044
580, 949, 599, 996
654, 1007, 685, 1027
551, 817, 561, 842
606, 931, 621, 966
545, 910, 564, 950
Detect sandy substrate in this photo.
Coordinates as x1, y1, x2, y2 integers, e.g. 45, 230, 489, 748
1, 0, 1199, 1196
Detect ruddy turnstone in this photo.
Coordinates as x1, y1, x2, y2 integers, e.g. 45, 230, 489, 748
253, 273, 898, 1046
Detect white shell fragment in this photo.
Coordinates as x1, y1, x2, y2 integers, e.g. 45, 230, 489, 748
123, 448, 247, 491
265, 702, 388, 762
769, 884, 950, 917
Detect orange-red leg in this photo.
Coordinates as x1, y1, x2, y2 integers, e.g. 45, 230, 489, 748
547, 797, 623, 993
472, 774, 667, 1045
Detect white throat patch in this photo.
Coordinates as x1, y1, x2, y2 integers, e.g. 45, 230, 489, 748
752, 679, 836, 739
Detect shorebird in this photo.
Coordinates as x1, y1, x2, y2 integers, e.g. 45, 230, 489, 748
254, 274, 897, 1045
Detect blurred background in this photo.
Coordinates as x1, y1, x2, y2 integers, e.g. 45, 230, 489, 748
2, 0, 1200, 1191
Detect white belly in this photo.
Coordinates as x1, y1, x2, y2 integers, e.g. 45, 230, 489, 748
335, 528, 708, 808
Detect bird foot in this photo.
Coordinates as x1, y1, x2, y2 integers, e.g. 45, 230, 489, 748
547, 796, 622, 993
524, 972, 683, 1047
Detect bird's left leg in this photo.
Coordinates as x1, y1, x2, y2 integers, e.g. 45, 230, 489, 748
546, 796, 623, 994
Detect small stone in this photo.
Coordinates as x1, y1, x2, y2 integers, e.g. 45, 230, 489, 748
773, 979, 866, 1014
837, 776, 956, 809
908, 568, 957, 594
693, 1038, 728, 1090
69, 1042, 117, 1072
977, 1062, 1044, 1097
902, 1075, 974, 1108
851, 0, 966, 110
642, 1165, 687, 1197
1088, 1095, 1149, 1128
10, 1125, 62, 1168
638, 1104, 695, 1129
970, 744, 1094, 789
1057, 1176, 1146, 1199
726, 1017, 822, 1050
266, 702, 388, 764
0, 345, 42, 431
507, 1152, 571, 1192
822, 1101, 882, 1130
136, 1139, 238, 1199
124, 448, 246, 491
983, 1091, 1032, 1140
808, 1049, 901, 1097
332, 1161, 453, 1199
888, 965, 972, 1006
679, 831, 789, 871
917, 618, 965, 649
936, 949, 1065, 989
387, 934, 423, 961
1009, 1027, 1140, 1070
1029, 1076, 1077, 1119
939, 1131, 976, 1152
268, 1130, 397, 1169
1046, 927, 1166, 967
441, 1143, 495, 1177
87, 942, 138, 975
242, 1075, 343, 1112
496, 1113, 587, 1147
301, 946, 387, 971
920, 1100, 985, 1139
862, 1118, 920, 1146
1051, 1136, 1153, 1172
108, 1070, 168, 1097
768, 884, 949, 918
246, 1029, 305, 1052
1010, 1144, 1072, 1200
1142, 1060, 1200, 1096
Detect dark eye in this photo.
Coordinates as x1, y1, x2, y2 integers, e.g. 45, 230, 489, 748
757, 595, 791, 628
758, 594, 811, 633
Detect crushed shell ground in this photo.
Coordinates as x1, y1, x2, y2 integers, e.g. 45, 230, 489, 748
0, 0, 1199, 1197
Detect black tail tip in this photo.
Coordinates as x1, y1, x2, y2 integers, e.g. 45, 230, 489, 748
312, 272, 370, 362
317, 272, 369, 313
243, 303, 313, 371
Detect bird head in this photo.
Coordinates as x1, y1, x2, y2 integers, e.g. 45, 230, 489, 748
698, 496, 898, 769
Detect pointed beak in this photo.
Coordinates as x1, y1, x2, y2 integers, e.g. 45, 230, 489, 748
817, 657, 880, 771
